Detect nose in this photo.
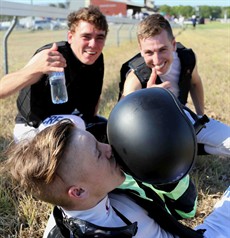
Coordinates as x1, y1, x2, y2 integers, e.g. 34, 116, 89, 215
88, 38, 96, 47
152, 52, 161, 65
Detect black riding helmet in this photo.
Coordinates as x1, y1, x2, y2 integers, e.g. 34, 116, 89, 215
107, 88, 197, 185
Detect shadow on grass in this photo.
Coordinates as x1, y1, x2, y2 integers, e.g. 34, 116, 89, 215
191, 154, 230, 194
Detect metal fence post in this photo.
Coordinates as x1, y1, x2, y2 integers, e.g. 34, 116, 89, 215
3, 16, 18, 74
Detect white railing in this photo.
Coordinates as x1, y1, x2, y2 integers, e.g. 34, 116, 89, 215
1, 1, 70, 18
1, 1, 139, 23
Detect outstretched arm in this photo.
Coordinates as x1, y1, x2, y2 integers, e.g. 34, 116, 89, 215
190, 63, 204, 115
0, 43, 66, 99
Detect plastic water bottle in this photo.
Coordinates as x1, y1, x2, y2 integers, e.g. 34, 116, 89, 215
49, 71, 68, 104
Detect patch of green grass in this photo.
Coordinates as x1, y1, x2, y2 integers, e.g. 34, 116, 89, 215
196, 21, 230, 30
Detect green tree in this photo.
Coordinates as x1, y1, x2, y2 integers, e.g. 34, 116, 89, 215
211, 6, 222, 19
199, 6, 212, 18
221, 7, 230, 18
157, 5, 225, 19
171, 6, 194, 18
159, 5, 172, 16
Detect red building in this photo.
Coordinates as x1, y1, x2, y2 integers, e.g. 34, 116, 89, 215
91, 0, 144, 17
91, 0, 127, 16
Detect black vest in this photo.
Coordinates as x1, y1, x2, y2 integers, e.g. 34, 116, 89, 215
16, 41, 104, 127
47, 184, 205, 238
119, 42, 196, 104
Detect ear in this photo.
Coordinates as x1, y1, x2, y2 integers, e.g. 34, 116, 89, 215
67, 31, 73, 44
172, 38, 176, 51
68, 186, 87, 199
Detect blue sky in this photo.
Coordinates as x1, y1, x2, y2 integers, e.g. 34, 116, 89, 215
3, 0, 230, 7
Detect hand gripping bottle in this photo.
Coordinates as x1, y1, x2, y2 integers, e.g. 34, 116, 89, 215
49, 71, 68, 104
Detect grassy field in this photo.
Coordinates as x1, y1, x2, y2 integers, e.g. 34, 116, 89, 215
0, 22, 230, 237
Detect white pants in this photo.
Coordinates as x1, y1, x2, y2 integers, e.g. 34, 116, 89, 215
13, 115, 86, 143
185, 111, 230, 157
195, 186, 230, 238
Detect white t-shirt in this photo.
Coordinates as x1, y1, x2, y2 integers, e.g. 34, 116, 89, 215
159, 51, 181, 98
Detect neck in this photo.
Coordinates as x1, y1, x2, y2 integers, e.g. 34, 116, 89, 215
62, 195, 107, 211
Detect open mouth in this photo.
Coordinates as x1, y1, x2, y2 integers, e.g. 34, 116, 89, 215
85, 50, 97, 55
154, 61, 166, 70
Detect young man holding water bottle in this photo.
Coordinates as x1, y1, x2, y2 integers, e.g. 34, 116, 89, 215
0, 6, 108, 142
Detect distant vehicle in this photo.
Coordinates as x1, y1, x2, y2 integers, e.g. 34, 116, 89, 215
198, 17, 205, 24
33, 20, 60, 30
183, 19, 193, 25
58, 19, 68, 29
0, 21, 11, 30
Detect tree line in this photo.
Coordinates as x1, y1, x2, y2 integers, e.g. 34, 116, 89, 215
158, 5, 230, 19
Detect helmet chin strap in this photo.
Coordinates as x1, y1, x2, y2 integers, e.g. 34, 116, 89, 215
182, 106, 209, 135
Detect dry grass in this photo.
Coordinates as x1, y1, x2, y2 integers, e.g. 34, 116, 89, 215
0, 22, 229, 237
175, 23, 230, 123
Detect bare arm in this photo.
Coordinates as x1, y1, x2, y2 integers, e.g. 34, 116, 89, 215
0, 43, 66, 99
120, 70, 142, 99
121, 68, 171, 100
190, 63, 204, 115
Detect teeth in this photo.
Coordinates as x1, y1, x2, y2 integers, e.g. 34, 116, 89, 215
154, 62, 165, 70
86, 51, 96, 55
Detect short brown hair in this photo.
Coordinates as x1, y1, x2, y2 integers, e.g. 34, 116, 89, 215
1, 120, 75, 203
137, 13, 174, 42
67, 5, 109, 36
